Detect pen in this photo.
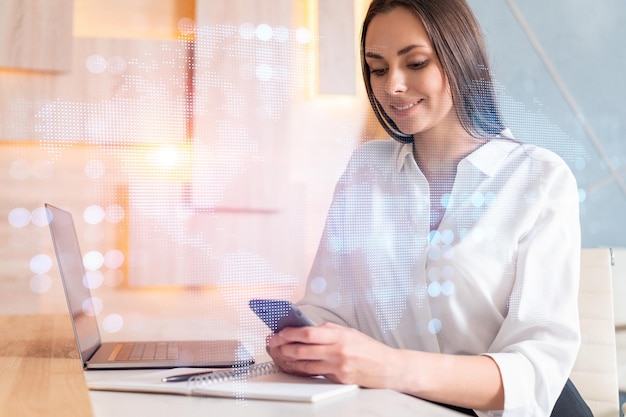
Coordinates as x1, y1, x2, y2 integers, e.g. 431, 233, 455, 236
162, 371, 214, 383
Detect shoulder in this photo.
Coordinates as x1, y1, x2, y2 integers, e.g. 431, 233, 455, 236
488, 139, 574, 176
515, 143, 575, 181
351, 139, 401, 160
337, 139, 404, 186
344, 139, 404, 171
507, 142, 579, 199
517, 143, 568, 165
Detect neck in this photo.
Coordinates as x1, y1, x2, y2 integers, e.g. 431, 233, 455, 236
412, 126, 484, 181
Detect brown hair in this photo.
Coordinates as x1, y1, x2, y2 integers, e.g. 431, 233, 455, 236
361, 0, 505, 143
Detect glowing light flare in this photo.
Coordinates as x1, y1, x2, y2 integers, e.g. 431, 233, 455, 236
178, 18, 196, 41
295, 27, 312, 44
142, 144, 191, 177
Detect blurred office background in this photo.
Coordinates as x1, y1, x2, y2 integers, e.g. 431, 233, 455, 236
0, 0, 623, 349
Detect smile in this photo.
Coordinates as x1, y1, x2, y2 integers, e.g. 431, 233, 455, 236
391, 99, 423, 111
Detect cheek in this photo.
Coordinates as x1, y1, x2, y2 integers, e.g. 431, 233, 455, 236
369, 79, 385, 101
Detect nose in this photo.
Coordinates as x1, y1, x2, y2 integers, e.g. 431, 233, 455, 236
384, 68, 407, 95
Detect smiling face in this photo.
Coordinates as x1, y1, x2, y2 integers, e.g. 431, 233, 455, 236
364, 7, 460, 139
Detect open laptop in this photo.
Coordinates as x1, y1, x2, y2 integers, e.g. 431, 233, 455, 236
45, 203, 254, 370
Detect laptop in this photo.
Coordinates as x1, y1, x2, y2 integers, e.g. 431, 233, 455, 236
45, 203, 254, 370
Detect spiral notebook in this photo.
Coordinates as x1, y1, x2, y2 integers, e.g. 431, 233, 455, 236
88, 362, 359, 402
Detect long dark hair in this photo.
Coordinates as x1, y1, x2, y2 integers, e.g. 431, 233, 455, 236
361, 0, 506, 143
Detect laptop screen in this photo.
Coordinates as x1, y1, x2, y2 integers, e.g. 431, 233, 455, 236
46, 204, 101, 364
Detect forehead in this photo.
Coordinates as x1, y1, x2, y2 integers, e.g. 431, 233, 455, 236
364, 7, 432, 54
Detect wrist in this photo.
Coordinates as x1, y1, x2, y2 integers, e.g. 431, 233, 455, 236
385, 348, 424, 393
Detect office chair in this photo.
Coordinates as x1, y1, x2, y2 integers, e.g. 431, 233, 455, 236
570, 248, 620, 416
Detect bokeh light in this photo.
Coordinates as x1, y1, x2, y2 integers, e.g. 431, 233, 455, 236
238, 23, 255, 40
309, 276, 327, 294
83, 250, 105, 271
295, 27, 312, 44
29, 254, 53, 274
31, 207, 50, 227
86, 54, 107, 74
441, 280, 455, 296
83, 270, 104, 290
9, 160, 30, 180
82, 297, 103, 317
428, 281, 442, 298
29, 274, 52, 294
104, 249, 125, 269
103, 313, 124, 333
178, 17, 195, 36
428, 318, 442, 334
8, 208, 31, 228
84, 205, 105, 225
255, 24, 273, 41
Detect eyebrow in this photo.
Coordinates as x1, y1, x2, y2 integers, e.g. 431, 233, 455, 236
365, 44, 426, 59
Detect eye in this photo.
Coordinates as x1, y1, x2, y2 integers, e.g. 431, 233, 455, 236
369, 67, 388, 77
409, 60, 428, 70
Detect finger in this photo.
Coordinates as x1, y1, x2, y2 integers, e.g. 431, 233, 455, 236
279, 339, 335, 362
277, 323, 341, 345
285, 359, 333, 378
267, 332, 295, 350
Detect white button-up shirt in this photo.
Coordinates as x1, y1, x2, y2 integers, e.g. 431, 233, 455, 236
298, 138, 581, 417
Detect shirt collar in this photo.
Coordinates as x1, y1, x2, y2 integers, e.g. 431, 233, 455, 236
396, 143, 414, 173
395, 133, 519, 177
464, 139, 519, 177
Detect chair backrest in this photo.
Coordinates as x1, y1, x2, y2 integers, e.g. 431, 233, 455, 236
570, 248, 620, 417
611, 248, 626, 330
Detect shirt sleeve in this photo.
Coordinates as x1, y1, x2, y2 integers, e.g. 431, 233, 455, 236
481, 156, 581, 417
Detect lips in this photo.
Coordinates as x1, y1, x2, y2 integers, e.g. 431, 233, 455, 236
390, 99, 423, 111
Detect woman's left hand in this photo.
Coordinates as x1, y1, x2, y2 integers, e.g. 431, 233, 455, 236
266, 322, 401, 389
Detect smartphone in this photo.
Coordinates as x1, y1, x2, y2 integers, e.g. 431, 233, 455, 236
249, 299, 314, 333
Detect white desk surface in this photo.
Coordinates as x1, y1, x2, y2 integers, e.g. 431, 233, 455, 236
85, 369, 466, 417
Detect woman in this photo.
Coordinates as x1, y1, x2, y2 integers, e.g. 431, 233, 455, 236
267, 1, 590, 415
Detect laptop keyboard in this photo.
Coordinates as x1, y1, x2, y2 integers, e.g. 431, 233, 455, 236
114, 342, 180, 361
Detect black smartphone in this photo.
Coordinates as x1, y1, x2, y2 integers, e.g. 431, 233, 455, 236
249, 299, 314, 333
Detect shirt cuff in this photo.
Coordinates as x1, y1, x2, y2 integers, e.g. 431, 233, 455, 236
482, 352, 537, 416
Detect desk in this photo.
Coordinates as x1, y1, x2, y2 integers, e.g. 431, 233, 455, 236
2, 314, 465, 416
0, 314, 93, 416
86, 377, 465, 417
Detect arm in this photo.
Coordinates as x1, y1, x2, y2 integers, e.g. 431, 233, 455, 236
268, 322, 504, 410
280, 143, 580, 415
482, 155, 582, 414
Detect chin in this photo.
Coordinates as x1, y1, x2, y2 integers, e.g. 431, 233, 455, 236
396, 125, 422, 137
